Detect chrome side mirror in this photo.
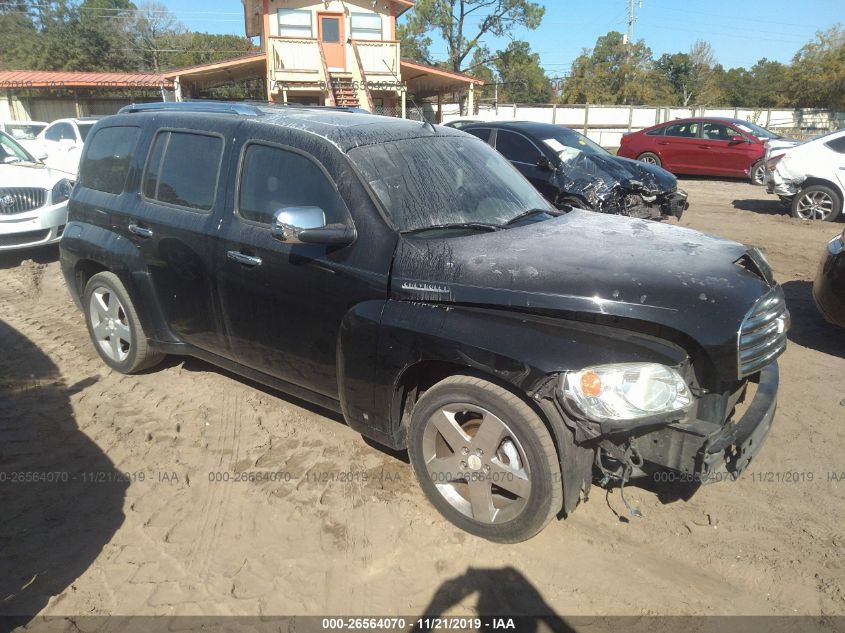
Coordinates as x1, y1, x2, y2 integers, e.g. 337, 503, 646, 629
271, 206, 327, 244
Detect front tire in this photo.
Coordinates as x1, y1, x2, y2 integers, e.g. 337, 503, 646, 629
83, 271, 164, 374
637, 152, 662, 168
407, 375, 562, 543
750, 160, 766, 185
790, 184, 842, 222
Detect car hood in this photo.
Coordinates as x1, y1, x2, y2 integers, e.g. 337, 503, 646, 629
558, 152, 677, 193
391, 211, 775, 376
0, 161, 70, 188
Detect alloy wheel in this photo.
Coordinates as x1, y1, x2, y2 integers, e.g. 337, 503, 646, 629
795, 190, 834, 220
88, 286, 132, 362
422, 403, 532, 525
640, 155, 658, 165
752, 163, 766, 185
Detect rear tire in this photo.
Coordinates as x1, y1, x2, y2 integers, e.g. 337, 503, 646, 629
83, 271, 165, 374
637, 152, 662, 168
407, 374, 562, 543
790, 184, 842, 222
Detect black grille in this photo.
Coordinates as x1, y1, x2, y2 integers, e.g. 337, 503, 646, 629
738, 286, 789, 378
0, 188, 47, 215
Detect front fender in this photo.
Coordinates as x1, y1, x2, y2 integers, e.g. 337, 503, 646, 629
368, 301, 688, 447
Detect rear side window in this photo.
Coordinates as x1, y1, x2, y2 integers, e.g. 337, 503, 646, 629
495, 130, 542, 164
665, 122, 699, 138
142, 131, 223, 211
825, 136, 845, 154
237, 143, 346, 225
465, 128, 492, 143
79, 126, 140, 194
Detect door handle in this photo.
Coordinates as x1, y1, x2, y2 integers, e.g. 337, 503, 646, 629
128, 223, 153, 239
227, 251, 262, 267
697, 146, 711, 149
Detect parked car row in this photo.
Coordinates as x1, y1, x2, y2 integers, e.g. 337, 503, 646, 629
57, 101, 790, 542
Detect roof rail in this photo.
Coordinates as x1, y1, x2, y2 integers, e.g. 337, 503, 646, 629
118, 101, 264, 116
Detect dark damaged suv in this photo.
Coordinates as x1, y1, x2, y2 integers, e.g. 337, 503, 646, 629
61, 102, 788, 543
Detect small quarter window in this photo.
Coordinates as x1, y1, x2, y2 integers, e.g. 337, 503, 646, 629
79, 126, 140, 194
142, 131, 223, 211
238, 143, 346, 226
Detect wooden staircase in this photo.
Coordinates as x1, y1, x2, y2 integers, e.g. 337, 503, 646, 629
329, 73, 359, 108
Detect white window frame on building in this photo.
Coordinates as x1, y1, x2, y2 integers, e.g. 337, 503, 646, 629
349, 12, 383, 40
278, 9, 313, 38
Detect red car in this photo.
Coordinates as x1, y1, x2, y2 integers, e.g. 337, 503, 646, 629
618, 117, 784, 185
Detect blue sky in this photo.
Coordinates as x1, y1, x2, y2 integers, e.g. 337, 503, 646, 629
160, 0, 842, 75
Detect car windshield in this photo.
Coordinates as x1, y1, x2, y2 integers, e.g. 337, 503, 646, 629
78, 123, 95, 142
734, 121, 780, 140
6, 124, 45, 140
540, 127, 608, 159
348, 136, 553, 233
0, 131, 36, 163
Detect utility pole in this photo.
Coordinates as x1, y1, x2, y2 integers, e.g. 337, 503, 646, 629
624, 0, 635, 45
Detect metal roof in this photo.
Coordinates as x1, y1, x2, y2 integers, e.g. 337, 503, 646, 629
0, 70, 171, 89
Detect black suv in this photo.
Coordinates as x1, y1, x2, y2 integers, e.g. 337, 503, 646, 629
61, 102, 787, 543
460, 121, 689, 220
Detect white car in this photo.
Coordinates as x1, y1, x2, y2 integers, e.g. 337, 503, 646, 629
36, 117, 99, 176
0, 131, 72, 251
0, 121, 48, 156
766, 129, 845, 222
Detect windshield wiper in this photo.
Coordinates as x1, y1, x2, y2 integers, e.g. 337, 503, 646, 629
504, 208, 558, 226
400, 222, 503, 235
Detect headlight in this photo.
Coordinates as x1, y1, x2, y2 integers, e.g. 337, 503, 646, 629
563, 363, 692, 422
51, 178, 73, 204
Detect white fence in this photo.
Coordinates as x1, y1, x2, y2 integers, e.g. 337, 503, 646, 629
440, 103, 845, 148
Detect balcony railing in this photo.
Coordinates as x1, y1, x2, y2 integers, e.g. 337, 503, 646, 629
270, 37, 328, 88
352, 40, 400, 81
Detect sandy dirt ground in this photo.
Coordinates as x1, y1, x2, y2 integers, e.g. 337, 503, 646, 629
1, 177, 844, 623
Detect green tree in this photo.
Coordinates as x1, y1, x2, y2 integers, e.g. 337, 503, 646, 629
492, 40, 549, 103
655, 52, 695, 105
399, 0, 544, 73
563, 31, 666, 105
787, 24, 845, 108
397, 23, 432, 64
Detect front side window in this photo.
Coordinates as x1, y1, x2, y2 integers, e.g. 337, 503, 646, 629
79, 126, 140, 194
45, 122, 72, 142
348, 136, 552, 233
495, 130, 542, 165
665, 122, 699, 138
278, 9, 312, 38
702, 123, 737, 141
350, 12, 382, 40
238, 143, 347, 226
142, 131, 223, 211
0, 131, 34, 162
